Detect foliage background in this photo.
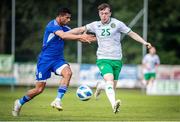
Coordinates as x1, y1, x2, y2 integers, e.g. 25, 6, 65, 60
0, 0, 179, 64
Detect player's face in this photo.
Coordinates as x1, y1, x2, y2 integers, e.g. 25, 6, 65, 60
149, 47, 156, 55
99, 7, 111, 24
59, 13, 71, 25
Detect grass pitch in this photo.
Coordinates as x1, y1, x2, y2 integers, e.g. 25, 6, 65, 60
0, 86, 180, 121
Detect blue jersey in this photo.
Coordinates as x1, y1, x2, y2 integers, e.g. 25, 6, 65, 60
38, 19, 70, 61
35, 19, 70, 80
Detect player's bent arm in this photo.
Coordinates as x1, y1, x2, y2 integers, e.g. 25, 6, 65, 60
67, 26, 86, 34
142, 63, 148, 69
128, 31, 152, 49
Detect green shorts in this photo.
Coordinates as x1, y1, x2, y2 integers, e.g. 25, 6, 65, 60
144, 73, 156, 80
96, 59, 123, 80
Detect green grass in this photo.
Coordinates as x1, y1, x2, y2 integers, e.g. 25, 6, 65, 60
0, 86, 180, 121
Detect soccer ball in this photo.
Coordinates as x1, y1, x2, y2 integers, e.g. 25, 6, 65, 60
76, 85, 93, 101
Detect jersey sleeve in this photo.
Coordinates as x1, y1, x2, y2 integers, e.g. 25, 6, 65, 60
117, 21, 131, 34
63, 25, 71, 32
155, 55, 160, 65
85, 22, 96, 33
142, 55, 148, 64
46, 25, 63, 33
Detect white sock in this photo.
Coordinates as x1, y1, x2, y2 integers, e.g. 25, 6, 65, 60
142, 79, 146, 86
105, 82, 115, 109
97, 81, 106, 90
55, 97, 61, 101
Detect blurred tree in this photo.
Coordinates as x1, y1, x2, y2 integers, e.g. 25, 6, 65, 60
109, 0, 144, 64
0, 0, 179, 64
0, 0, 11, 54
15, 0, 77, 62
148, 0, 180, 64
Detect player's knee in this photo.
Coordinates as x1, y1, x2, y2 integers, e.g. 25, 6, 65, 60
35, 88, 44, 94
64, 70, 72, 78
106, 80, 114, 85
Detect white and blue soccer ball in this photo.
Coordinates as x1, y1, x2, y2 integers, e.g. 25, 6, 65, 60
76, 85, 93, 101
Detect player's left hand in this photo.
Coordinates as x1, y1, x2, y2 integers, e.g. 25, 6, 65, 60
145, 42, 152, 49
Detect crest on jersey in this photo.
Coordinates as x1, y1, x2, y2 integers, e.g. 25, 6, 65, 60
111, 23, 116, 28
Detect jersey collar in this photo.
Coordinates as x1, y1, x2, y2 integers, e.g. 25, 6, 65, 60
54, 19, 59, 25
101, 18, 111, 25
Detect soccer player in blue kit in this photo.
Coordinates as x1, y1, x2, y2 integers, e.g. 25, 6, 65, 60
12, 8, 95, 116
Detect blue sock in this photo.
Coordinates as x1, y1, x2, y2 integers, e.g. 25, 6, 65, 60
19, 95, 31, 105
56, 86, 67, 100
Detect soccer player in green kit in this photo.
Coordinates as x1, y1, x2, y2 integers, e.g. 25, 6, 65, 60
68, 3, 152, 113
142, 46, 160, 93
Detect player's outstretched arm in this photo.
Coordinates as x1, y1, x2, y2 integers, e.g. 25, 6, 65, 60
67, 26, 97, 43
55, 30, 94, 43
128, 31, 152, 49
68, 26, 86, 34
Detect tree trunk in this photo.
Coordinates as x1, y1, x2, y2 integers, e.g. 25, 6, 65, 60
0, 2, 6, 53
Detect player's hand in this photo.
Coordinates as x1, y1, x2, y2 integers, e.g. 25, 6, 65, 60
80, 34, 96, 44
145, 42, 152, 49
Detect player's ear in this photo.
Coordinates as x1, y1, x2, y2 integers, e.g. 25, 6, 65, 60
109, 12, 112, 17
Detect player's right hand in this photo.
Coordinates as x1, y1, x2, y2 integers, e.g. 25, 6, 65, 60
80, 34, 96, 43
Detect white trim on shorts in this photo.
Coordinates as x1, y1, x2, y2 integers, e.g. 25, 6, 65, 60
55, 64, 68, 76
36, 80, 47, 82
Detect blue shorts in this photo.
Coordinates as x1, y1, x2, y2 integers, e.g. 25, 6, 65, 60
36, 58, 68, 81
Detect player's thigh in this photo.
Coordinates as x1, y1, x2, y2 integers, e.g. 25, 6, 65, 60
36, 61, 52, 80
151, 73, 156, 78
144, 73, 151, 80
61, 65, 72, 78
113, 69, 121, 81
53, 60, 71, 76
114, 80, 118, 89
149, 73, 156, 80
103, 73, 114, 81
112, 60, 123, 80
96, 59, 113, 77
